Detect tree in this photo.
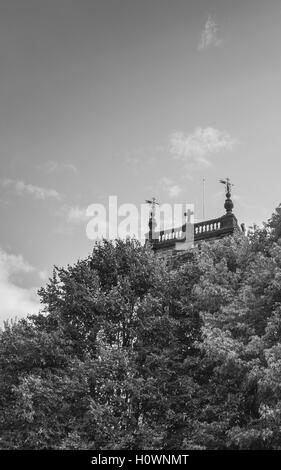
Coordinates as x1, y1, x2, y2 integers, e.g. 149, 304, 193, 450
0, 239, 202, 449
3, 208, 281, 449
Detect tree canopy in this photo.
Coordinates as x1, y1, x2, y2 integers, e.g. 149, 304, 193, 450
2, 206, 281, 449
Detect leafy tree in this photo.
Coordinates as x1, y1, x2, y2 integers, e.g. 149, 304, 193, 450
2, 209, 281, 449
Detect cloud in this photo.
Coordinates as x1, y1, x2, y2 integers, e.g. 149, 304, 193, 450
66, 205, 89, 224
160, 177, 182, 198
169, 127, 235, 167
39, 160, 78, 174
198, 16, 223, 50
0, 248, 40, 325
0, 250, 34, 276
52, 205, 91, 235
2, 178, 62, 200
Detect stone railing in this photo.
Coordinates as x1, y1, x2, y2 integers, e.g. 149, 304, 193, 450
153, 226, 186, 244
149, 215, 227, 247
194, 217, 222, 236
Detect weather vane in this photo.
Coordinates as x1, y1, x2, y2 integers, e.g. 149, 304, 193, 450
219, 177, 234, 196
145, 198, 159, 241
145, 197, 159, 215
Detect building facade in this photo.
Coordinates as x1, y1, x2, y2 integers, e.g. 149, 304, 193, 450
146, 179, 241, 256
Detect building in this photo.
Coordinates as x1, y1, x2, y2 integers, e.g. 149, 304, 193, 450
145, 178, 242, 256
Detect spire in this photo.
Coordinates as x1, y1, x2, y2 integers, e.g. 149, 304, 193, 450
219, 177, 234, 214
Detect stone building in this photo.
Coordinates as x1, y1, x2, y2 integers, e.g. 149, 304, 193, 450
145, 178, 242, 256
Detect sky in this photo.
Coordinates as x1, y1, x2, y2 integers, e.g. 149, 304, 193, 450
1, 0, 281, 323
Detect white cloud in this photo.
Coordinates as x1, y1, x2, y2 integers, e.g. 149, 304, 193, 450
67, 205, 89, 224
169, 127, 235, 167
0, 250, 34, 276
39, 160, 78, 174
160, 177, 182, 198
198, 16, 223, 50
0, 248, 40, 325
2, 178, 61, 200
52, 205, 91, 234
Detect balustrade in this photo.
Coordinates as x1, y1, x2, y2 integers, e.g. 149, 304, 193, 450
155, 217, 223, 244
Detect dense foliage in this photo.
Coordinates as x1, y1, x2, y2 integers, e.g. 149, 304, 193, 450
2, 207, 281, 449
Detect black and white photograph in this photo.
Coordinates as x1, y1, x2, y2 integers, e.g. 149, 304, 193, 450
1, 0, 281, 460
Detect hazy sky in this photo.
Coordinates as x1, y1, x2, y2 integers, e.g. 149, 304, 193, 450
1, 0, 281, 322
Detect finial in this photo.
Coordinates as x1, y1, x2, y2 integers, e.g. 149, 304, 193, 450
219, 177, 234, 214
145, 198, 159, 241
